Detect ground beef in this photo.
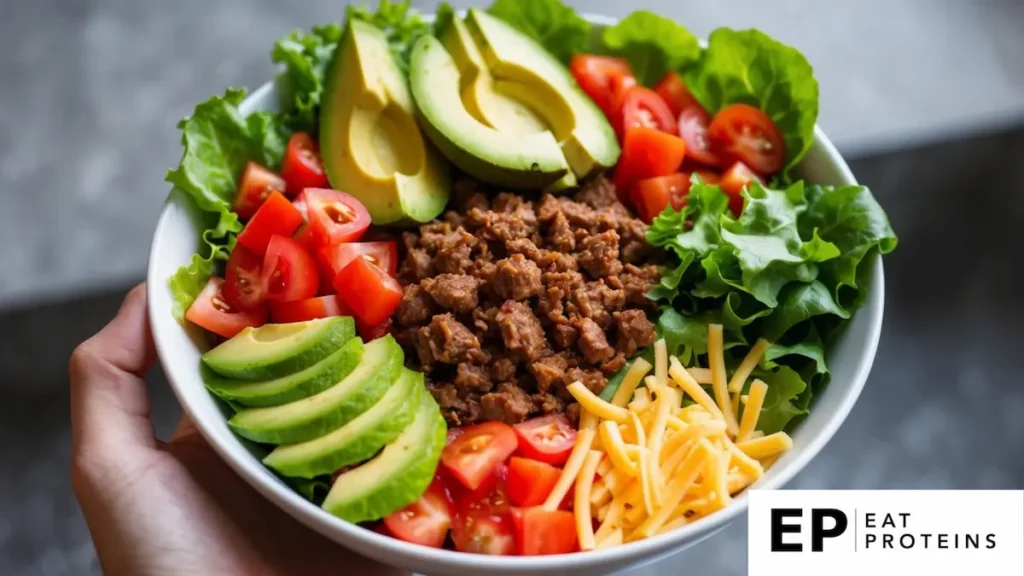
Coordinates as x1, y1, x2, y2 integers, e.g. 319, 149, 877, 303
493, 254, 542, 301
423, 274, 480, 313
614, 309, 656, 356
480, 383, 535, 424
497, 300, 547, 362
394, 175, 660, 426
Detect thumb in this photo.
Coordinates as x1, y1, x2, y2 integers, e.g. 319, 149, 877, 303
70, 284, 159, 468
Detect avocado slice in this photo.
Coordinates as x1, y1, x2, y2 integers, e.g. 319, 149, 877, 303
263, 368, 423, 479
321, 390, 446, 523
410, 20, 569, 189
202, 317, 355, 381
409, 11, 619, 190
228, 336, 402, 445
320, 19, 450, 225
203, 337, 363, 408
465, 9, 620, 178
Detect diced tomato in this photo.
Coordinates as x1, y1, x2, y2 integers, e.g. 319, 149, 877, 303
384, 474, 454, 548
303, 189, 371, 246
708, 103, 786, 175
441, 422, 519, 491
506, 457, 561, 507
222, 245, 265, 310
451, 467, 515, 555
654, 72, 702, 117
185, 277, 266, 338
280, 132, 329, 195
319, 241, 398, 280
260, 235, 319, 303
357, 317, 392, 341
720, 161, 764, 217
631, 173, 682, 222
292, 224, 319, 253
446, 428, 465, 447
678, 107, 722, 168
615, 86, 676, 140
613, 127, 687, 198
332, 256, 402, 327
568, 55, 637, 118
292, 196, 309, 220
234, 162, 286, 220
236, 191, 304, 256
511, 507, 577, 556
513, 415, 576, 466
270, 295, 351, 324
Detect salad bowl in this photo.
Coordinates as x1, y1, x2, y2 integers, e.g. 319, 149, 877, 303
147, 12, 885, 576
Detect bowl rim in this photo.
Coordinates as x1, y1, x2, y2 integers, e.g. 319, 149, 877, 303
147, 12, 885, 573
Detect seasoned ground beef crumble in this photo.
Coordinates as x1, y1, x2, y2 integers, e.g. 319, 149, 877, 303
393, 175, 660, 427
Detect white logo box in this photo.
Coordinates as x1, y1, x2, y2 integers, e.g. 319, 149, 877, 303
748, 490, 1024, 576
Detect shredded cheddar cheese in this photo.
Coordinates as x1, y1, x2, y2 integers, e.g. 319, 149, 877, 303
562, 323, 792, 549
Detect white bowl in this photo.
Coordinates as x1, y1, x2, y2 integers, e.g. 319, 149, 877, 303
147, 15, 884, 576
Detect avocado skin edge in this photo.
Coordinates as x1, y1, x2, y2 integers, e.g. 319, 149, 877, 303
203, 337, 363, 408
202, 317, 356, 381
262, 370, 423, 479
227, 337, 403, 445
321, 394, 447, 524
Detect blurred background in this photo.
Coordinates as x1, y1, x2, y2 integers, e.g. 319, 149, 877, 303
1, 0, 1022, 574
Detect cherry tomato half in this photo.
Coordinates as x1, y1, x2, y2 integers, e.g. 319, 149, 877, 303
332, 256, 402, 328
302, 189, 372, 246
319, 241, 398, 281
280, 132, 329, 195
234, 162, 286, 221
510, 506, 578, 556
678, 107, 722, 168
383, 473, 454, 549
223, 245, 266, 310
441, 422, 519, 491
451, 465, 515, 555
185, 277, 266, 338
512, 414, 576, 466
708, 103, 786, 175
616, 86, 677, 140
631, 173, 687, 223
568, 55, 637, 118
261, 235, 319, 303
654, 72, 702, 117
236, 191, 304, 256
506, 457, 561, 507
613, 127, 687, 198
720, 161, 764, 217
270, 295, 351, 324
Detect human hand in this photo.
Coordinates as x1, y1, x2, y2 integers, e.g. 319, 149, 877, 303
70, 284, 406, 576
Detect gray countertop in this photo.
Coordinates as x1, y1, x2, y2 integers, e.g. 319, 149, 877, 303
1, 0, 1023, 309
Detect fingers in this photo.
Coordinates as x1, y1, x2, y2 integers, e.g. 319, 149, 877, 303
70, 284, 159, 474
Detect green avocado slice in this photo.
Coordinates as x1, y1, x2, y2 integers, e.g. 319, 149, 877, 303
202, 317, 355, 381
263, 368, 422, 479
320, 19, 450, 225
321, 390, 446, 523
227, 336, 402, 445
203, 337, 363, 408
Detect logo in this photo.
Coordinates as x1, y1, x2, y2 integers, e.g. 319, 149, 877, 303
748, 490, 1023, 576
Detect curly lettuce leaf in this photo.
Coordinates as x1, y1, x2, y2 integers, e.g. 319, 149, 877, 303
799, 184, 899, 310
347, 0, 431, 75
487, 0, 590, 64
601, 11, 701, 86
168, 209, 239, 322
272, 24, 343, 133
683, 28, 819, 171
165, 89, 289, 320
749, 365, 808, 434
